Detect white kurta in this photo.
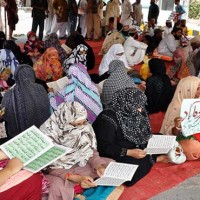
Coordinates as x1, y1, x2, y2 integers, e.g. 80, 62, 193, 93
124, 36, 147, 66
120, 0, 133, 26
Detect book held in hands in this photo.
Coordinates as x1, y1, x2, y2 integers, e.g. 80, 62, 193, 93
94, 162, 138, 186
0, 125, 72, 173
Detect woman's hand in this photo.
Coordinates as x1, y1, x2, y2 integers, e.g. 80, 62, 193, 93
48, 88, 54, 93
96, 165, 106, 177
80, 176, 97, 189
5, 158, 23, 176
174, 117, 182, 129
127, 149, 147, 159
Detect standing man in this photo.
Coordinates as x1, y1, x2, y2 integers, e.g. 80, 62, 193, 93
132, 0, 143, 26
51, 0, 68, 39
31, 0, 48, 41
174, 0, 185, 27
120, 0, 133, 26
86, 0, 103, 40
5, 0, 18, 40
68, 0, 78, 35
148, 0, 159, 24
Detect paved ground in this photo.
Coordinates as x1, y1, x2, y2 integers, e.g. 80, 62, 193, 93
150, 174, 200, 200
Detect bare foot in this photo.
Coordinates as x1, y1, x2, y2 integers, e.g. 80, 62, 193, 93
156, 155, 170, 163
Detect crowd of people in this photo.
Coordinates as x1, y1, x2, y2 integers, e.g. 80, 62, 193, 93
1, 0, 200, 200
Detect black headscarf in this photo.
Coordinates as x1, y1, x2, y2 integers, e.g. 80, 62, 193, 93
2, 64, 51, 138
74, 34, 95, 70
145, 58, 174, 113
3, 40, 33, 66
108, 87, 151, 145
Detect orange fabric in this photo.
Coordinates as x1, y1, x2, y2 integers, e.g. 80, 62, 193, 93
33, 47, 62, 82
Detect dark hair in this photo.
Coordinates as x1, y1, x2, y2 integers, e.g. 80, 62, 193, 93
117, 23, 123, 31
171, 27, 182, 34
109, 17, 114, 23
0, 31, 6, 49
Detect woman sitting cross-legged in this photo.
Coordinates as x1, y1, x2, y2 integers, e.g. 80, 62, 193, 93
39, 102, 113, 200
93, 87, 169, 187
48, 62, 102, 123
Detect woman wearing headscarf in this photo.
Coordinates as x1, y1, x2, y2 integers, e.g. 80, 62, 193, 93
40, 102, 112, 200
160, 76, 200, 135
3, 40, 33, 66
167, 47, 195, 82
98, 44, 130, 76
44, 33, 68, 64
49, 62, 102, 123
33, 47, 63, 82
63, 44, 88, 74
0, 49, 19, 75
93, 87, 168, 187
1, 64, 51, 139
145, 58, 174, 114
101, 60, 135, 106
74, 34, 95, 71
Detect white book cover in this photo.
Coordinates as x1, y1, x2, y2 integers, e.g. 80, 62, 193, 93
94, 162, 138, 186
180, 99, 200, 137
47, 76, 68, 93
145, 135, 176, 154
0, 125, 72, 173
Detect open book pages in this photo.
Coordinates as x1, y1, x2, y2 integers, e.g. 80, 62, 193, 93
180, 99, 200, 137
145, 135, 176, 155
94, 162, 138, 186
61, 44, 72, 54
0, 125, 72, 173
47, 76, 69, 94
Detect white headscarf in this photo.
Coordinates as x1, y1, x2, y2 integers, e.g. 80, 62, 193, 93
40, 102, 97, 169
98, 44, 130, 76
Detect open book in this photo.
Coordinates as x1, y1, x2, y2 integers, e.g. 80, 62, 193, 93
145, 135, 176, 154
94, 162, 138, 186
0, 125, 72, 173
47, 76, 68, 93
180, 99, 200, 137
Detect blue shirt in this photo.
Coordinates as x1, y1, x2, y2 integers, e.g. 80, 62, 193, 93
175, 4, 186, 20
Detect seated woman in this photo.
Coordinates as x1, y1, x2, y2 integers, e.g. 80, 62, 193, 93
44, 33, 68, 64
93, 87, 168, 187
145, 58, 174, 114
99, 22, 125, 55
3, 40, 33, 67
0, 49, 19, 76
167, 47, 195, 83
40, 102, 112, 200
74, 34, 95, 71
33, 47, 63, 82
24, 31, 44, 62
1, 64, 51, 141
0, 151, 42, 200
160, 76, 200, 135
63, 44, 88, 75
98, 44, 130, 76
101, 60, 135, 106
49, 62, 102, 123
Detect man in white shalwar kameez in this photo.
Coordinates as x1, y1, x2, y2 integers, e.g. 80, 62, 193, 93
78, 0, 88, 37
120, 0, 133, 27
124, 29, 147, 66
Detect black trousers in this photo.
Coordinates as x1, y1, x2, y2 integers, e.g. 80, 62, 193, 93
31, 15, 45, 40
